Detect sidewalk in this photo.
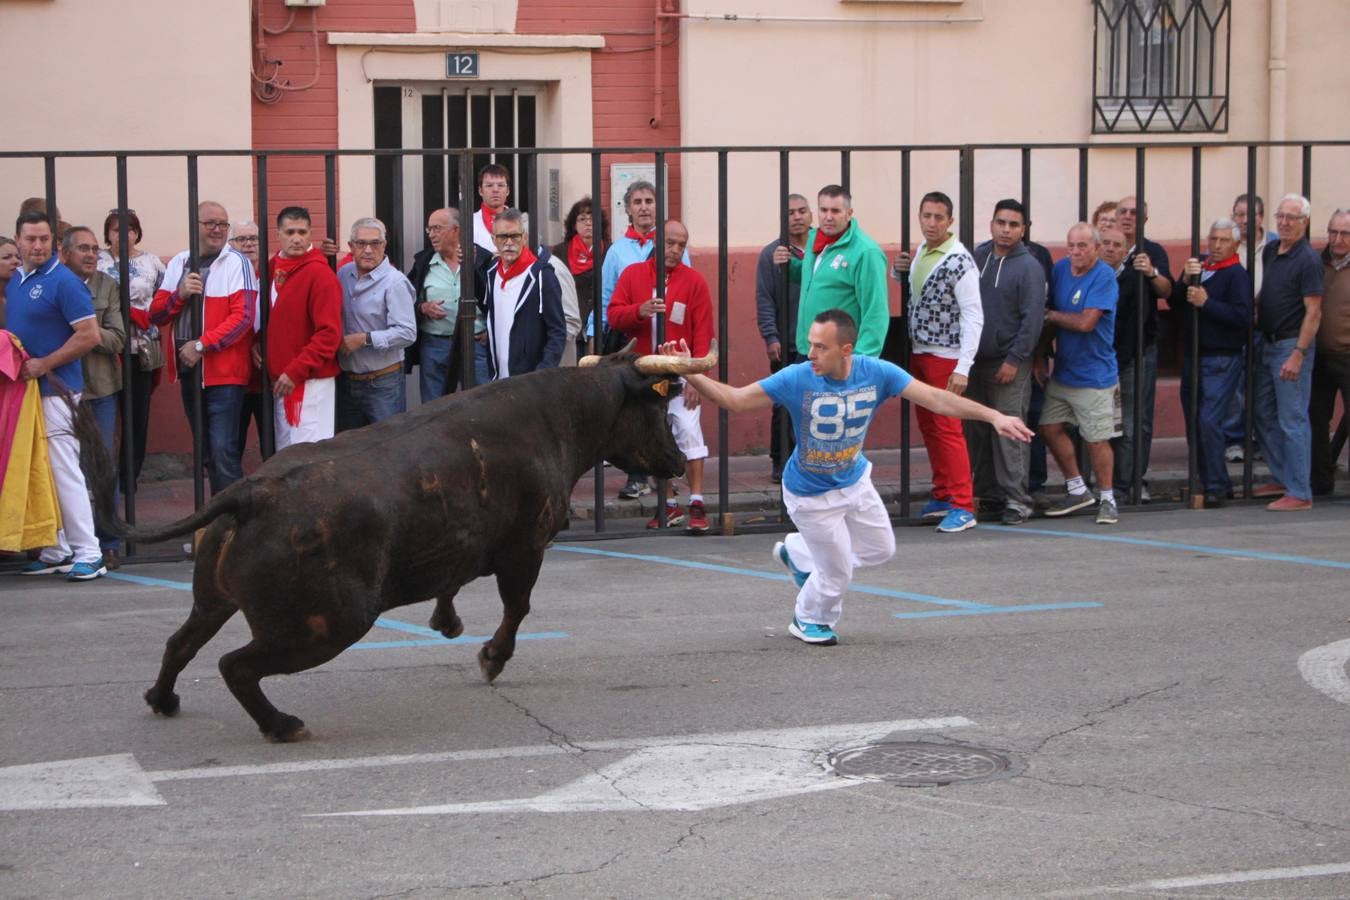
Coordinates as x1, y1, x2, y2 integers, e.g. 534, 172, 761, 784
121, 436, 1337, 539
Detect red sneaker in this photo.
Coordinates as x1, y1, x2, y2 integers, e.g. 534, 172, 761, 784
686, 500, 709, 533
1266, 495, 1312, 511
647, 505, 684, 529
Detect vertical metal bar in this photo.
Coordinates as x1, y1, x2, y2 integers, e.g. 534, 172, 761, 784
1078, 147, 1090, 223
442, 88, 451, 208
1301, 143, 1312, 202
391, 149, 405, 271
840, 149, 851, 195
899, 148, 913, 519
1020, 146, 1032, 243
186, 154, 205, 512
457, 149, 478, 390
1187, 145, 1202, 508
1242, 144, 1257, 494
42, 156, 57, 234
512, 89, 521, 207
590, 149, 606, 533
526, 151, 539, 243
777, 149, 791, 525
717, 150, 730, 529
958, 146, 975, 250
324, 153, 338, 270
1130, 145, 1146, 506
654, 150, 668, 528
256, 154, 275, 459
115, 156, 137, 550
488, 87, 497, 164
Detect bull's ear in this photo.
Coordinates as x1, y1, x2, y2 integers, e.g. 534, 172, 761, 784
651, 379, 670, 398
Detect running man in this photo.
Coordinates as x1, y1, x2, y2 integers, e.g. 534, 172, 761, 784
662, 308, 1033, 646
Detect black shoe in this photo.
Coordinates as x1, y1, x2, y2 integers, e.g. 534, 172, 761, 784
1203, 493, 1226, 508
770, 464, 783, 485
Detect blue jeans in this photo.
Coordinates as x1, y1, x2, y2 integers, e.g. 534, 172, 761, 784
418, 332, 455, 402
1181, 354, 1243, 495
474, 337, 491, 386
87, 393, 121, 551
1113, 343, 1157, 490
179, 379, 245, 494
336, 369, 407, 432
1252, 335, 1314, 499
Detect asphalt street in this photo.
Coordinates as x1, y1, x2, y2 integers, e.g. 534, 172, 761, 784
3, 501, 1349, 898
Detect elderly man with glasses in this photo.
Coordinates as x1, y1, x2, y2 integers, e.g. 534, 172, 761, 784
481, 208, 565, 380
1251, 193, 1325, 510
335, 217, 416, 431
147, 201, 256, 494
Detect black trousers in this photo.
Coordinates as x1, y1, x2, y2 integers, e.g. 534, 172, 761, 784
1310, 350, 1350, 494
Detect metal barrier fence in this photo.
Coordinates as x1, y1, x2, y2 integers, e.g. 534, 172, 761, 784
4, 139, 1346, 550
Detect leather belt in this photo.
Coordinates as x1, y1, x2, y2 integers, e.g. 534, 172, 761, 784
344, 361, 402, 382
1261, 328, 1301, 342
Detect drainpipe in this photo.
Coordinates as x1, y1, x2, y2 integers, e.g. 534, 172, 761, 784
652, 0, 669, 129
1267, 0, 1288, 200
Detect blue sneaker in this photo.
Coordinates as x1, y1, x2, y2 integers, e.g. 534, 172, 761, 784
773, 541, 810, 587
18, 557, 74, 576
936, 508, 977, 533
66, 559, 107, 581
788, 617, 838, 646
920, 498, 953, 520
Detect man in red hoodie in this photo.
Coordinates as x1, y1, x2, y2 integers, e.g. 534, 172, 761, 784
608, 220, 715, 533
266, 206, 342, 449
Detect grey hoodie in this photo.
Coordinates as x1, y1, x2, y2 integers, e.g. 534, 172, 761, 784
972, 239, 1046, 366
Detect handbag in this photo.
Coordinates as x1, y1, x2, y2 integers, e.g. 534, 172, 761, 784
135, 329, 165, 371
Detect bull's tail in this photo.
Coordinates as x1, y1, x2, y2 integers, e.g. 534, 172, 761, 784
69, 390, 247, 544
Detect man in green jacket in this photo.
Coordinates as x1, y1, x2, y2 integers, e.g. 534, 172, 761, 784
795, 185, 890, 358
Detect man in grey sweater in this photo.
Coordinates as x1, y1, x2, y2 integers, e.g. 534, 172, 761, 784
968, 199, 1046, 524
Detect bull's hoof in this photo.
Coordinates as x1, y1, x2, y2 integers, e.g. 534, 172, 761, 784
430, 610, 464, 640
144, 688, 180, 717
261, 714, 310, 743
478, 645, 505, 683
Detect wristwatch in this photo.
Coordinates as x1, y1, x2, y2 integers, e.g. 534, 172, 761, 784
194, 340, 204, 352
1293, 345, 1309, 356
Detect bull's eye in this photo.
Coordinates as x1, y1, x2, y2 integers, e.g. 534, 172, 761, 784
651, 380, 670, 398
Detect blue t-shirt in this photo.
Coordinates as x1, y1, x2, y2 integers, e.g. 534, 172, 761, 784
4, 258, 95, 395
1049, 258, 1118, 389
759, 354, 912, 496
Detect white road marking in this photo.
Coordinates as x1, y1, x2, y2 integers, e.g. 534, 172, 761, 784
0, 754, 165, 811
312, 717, 975, 816
1047, 860, 1350, 896
0, 717, 973, 813
1298, 638, 1350, 706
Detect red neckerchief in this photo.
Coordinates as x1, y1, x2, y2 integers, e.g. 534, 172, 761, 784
812, 227, 845, 254
480, 204, 498, 235
568, 234, 597, 275
625, 225, 655, 247
496, 246, 538, 287
1203, 253, 1241, 272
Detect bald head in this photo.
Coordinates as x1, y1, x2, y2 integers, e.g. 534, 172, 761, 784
663, 219, 688, 270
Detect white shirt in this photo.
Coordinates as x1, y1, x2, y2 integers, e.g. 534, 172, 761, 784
491, 269, 528, 378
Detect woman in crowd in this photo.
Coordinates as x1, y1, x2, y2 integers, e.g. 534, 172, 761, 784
0, 236, 19, 327
98, 210, 166, 489
552, 197, 608, 358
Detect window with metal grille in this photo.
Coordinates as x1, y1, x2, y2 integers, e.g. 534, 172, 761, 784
1092, 0, 1230, 133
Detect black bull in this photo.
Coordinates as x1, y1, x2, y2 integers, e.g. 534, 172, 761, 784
83, 345, 717, 742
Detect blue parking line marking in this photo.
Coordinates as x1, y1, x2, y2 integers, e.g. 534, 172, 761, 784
551, 545, 1094, 617
105, 573, 569, 648
983, 524, 1350, 570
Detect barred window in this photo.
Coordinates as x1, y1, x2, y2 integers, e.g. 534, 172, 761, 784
1093, 0, 1231, 133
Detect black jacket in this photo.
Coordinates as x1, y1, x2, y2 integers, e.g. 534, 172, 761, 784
404, 244, 493, 371
1165, 260, 1252, 356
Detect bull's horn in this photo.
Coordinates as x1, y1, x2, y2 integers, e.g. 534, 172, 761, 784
634, 339, 719, 375
579, 338, 638, 368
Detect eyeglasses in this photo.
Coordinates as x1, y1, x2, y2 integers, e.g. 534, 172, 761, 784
1274, 213, 1306, 222
351, 239, 385, 250
493, 232, 525, 244
426, 224, 455, 233
199, 220, 230, 231
1328, 229, 1350, 240
71, 243, 100, 254
230, 235, 259, 244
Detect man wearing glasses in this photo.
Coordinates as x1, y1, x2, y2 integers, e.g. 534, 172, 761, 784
481, 208, 565, 379
148, 201, 256, 493
228, 221, 260, 270
335, 217, 416, 431
1252, 194, 1325, 510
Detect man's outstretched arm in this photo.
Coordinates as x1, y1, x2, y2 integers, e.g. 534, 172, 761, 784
660, 339, 774, 413
901, 377, 1035, 442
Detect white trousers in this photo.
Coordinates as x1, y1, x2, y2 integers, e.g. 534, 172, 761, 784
274, 376, 335, 450
781, 464, 895, 628
668, 389, 707, 461
40, 395, 102, 564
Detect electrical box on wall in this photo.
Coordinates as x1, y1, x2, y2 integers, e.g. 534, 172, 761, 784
284, 0, 325, 7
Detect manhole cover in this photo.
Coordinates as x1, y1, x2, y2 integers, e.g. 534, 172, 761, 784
826, 741, 1018, 787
